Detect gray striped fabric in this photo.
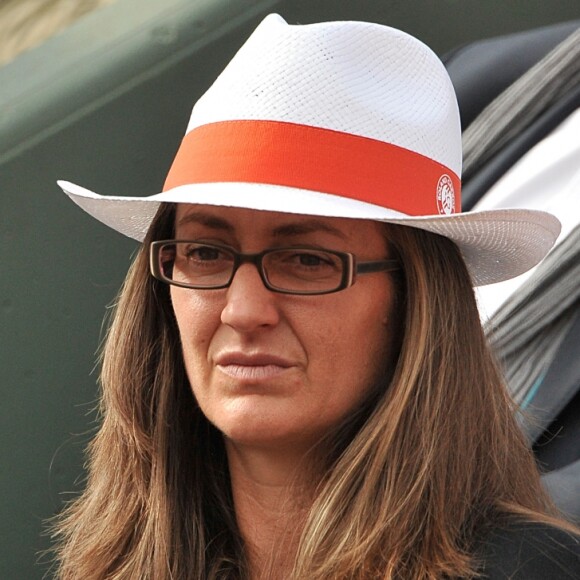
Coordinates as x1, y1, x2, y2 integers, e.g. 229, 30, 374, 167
485, 224, 580, 407
462, 26, 580, 180
462, 24, 580, 409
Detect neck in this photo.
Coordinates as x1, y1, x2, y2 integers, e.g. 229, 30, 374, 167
225, 440, 320, 579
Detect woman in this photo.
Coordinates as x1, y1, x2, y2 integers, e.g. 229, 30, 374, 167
53, 15, 579, 579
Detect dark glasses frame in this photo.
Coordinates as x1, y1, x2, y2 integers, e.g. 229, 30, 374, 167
150, 240, 401, 295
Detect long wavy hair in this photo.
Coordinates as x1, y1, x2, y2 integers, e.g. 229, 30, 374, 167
51, 203, 568, 579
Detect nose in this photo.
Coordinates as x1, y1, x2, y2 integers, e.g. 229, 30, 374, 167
220, 263, 281, 332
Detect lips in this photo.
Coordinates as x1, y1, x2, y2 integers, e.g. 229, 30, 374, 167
215, 352, 293, 367
215, 352, 295, 382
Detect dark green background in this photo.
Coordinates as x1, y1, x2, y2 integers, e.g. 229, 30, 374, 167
1, 0, 579, 577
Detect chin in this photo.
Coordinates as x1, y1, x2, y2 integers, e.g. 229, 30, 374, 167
216, 414, 322, 452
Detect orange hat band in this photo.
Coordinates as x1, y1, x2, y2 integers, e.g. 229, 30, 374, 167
163, 120, 461, 216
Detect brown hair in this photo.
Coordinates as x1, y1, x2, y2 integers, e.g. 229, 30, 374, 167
51, 204, 570, 579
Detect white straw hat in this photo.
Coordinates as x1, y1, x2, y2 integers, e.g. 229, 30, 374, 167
59, 13, 560, 286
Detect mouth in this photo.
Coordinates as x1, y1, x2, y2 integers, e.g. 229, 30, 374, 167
217, 364, 290, 381
215, 352, 294, 382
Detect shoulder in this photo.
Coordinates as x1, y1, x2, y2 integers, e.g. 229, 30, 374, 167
475, 520, 580, 579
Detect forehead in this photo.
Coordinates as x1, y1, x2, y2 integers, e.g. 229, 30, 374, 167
174, 204, 387, 243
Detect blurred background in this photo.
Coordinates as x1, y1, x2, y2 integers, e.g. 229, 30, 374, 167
1, 1, 579, 577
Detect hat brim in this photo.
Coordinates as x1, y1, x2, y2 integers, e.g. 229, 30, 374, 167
58, 180, 560, 287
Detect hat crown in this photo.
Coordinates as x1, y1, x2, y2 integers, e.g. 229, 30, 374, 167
188, 14, 462, 176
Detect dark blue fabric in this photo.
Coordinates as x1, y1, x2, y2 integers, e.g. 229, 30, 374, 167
442, 20, 580, 133
476, 522, 580, 579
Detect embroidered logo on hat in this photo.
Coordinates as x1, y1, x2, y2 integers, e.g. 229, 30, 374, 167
436, 175, 455, 215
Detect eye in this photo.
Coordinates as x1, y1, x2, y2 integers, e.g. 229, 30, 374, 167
294, 252, 329, 267
267, 249, 342, 275
175, 243, 235, 274
281, 250, 339, 269
185, 245, 223, 261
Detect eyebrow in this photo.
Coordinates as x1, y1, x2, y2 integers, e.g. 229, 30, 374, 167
177, 212, 347, 240
271, 219, 347, 240
176, 212, 235, 232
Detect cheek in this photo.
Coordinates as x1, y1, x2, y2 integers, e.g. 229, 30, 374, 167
170, 288, 218, 372
307, 283, 396, 404
340, 312, 391, 388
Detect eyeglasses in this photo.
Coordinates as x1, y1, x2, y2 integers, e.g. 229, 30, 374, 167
150, 241, 400, 295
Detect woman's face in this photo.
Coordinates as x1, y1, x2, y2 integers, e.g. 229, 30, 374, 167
170, 204, 398, 452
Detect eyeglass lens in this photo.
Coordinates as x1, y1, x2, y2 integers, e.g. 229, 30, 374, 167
158, 242, 346, 293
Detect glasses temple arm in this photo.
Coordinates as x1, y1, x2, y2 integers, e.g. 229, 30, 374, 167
356, 260, 401, 274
